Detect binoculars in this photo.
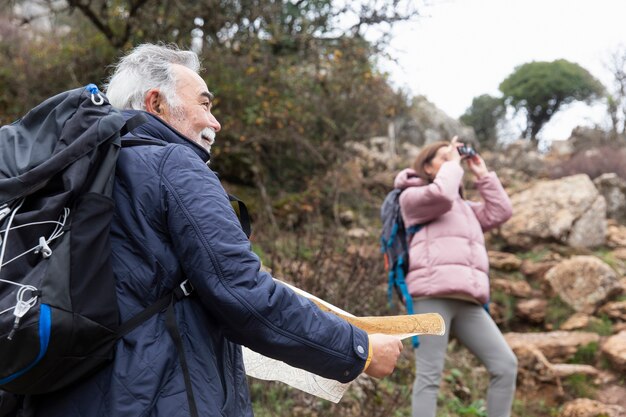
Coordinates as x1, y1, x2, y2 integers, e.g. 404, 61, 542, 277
457, 145, 477, 157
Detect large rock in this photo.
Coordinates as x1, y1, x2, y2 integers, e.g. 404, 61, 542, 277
594, 173, 626, 224
504, 331, 600, 362
602, 331, 626, 373
501, 175, 606, 248
545, 256, 621, 313
559, 398, 626, 417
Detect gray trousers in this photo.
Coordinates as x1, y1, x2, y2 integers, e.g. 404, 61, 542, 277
411, 298, 517, 417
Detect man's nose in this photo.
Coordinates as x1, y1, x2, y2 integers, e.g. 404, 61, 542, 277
208, 113, 221, 132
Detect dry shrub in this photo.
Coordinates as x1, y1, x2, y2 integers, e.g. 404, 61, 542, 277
548, 145, 626, 180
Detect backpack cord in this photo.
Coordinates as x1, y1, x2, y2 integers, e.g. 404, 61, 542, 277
0, 201, 70, 318
0, 199, 40, 321
0, 208, 69, 269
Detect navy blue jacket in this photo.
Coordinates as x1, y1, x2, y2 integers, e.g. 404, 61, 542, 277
34, 111, 369, 416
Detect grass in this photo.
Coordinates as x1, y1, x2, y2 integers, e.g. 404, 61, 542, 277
516, 249, 550, 262
593, 247, 622, 271
511, 398, 559, 417
563, 374, 597, 399
544, 296, 575, 329
490, 288, 517, 330
567, 342, 599, 365
585, 315, 614, 336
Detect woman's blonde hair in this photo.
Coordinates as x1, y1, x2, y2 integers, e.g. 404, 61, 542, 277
412, 141, 449, 182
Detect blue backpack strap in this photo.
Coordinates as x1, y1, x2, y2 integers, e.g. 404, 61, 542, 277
394, 256, 420, 349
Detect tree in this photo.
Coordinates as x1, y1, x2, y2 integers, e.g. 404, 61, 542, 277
605, 45, 626, 138
499, 59, 605, 144
460, 94, 505, 149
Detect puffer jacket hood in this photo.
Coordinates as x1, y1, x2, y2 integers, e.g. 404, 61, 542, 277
32, 110, 369, 417
394, 161, 512, 304
393, 168, 425, 189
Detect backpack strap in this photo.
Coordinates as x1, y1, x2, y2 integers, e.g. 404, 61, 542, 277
116, 280, 199, 417
119, 113, 149, 137
228, 194, 251, 238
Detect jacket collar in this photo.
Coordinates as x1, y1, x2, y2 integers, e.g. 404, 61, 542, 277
122, 110, 211, 163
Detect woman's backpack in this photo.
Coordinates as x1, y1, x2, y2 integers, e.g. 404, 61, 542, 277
380, 188, 423, 348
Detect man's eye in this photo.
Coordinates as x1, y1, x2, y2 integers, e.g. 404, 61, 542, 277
201, 102, 210, 109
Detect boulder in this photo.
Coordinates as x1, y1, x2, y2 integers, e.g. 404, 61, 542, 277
602, 331, 626, 372
545, 256, 620, 314
594, 173, 626, 224
504, 331, 600, 362
559, 398, 626, 417
501, 175, 606, 248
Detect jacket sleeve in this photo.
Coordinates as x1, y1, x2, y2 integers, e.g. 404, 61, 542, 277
467, 171, 513, 231
159, 145, 368, 383
399, 161, 464, 225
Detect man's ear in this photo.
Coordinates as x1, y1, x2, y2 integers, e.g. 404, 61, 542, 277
144, 89, 165, 116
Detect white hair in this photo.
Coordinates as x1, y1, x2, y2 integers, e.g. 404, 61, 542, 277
105, 43, 201, 110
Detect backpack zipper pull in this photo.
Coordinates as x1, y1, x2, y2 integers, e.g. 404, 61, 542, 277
7, 300, 32, 340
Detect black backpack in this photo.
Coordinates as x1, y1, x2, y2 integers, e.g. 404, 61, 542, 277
0, 85, 194, 396
380, 188, 423, 348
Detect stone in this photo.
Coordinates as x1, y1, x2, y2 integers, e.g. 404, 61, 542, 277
491, 278, 533, 298
597, 384, 626, 409
601, 331, 626, 372
338, 210, 355, 226
504, 331, 600, 362
501, 174, 606, 248
559, 398, 626, 417
607, 222, 626, 248
515, 298, 547, 323
521, 259, 559, 281
488, 251, 522, 271
567, 196, 607, 248
612, 248, 626, 260
545, 256, 620, 313
346, 228, 369, 239
594, 173, 626, 224
599, 301, 626, 321
560, 313, 593, 331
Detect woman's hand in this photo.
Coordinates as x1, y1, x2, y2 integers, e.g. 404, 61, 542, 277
443, 136, 462, 163
466, 154, 488, 179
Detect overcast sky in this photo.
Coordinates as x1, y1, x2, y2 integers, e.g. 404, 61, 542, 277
379, 0, 626, 141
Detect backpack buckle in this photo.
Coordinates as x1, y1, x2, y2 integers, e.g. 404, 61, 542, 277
179, 280, 194, 297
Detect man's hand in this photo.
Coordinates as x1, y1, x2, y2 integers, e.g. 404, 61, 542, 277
364, 334, 403, 378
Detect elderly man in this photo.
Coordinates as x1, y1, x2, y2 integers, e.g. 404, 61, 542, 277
30, 43, 403, 417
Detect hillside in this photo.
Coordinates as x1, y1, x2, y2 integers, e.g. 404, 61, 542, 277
243, 127, 626, 417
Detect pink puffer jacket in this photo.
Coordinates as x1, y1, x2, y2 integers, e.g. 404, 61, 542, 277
394, 161, 512, 304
